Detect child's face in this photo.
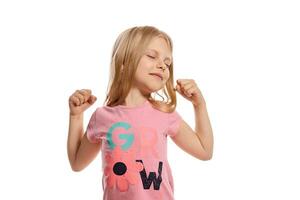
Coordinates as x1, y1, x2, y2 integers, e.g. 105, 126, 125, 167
133, 36, 172, 94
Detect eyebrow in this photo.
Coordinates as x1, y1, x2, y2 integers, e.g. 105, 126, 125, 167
147, 49, 172, 62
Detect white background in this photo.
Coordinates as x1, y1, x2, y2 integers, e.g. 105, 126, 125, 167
1, 0, 299, 199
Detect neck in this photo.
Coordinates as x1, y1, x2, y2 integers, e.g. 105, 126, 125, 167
122, 87, 149, 107
122, 88, 148, 107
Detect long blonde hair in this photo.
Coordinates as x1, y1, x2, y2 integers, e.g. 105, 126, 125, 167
104, 26, 177, 113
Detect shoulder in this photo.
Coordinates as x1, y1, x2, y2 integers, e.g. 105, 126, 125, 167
87, 106, 108, 123
90, 105, 121, 124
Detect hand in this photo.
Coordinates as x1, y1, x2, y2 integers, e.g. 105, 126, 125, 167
68, 89, 97, 116
175, 79, 205, 107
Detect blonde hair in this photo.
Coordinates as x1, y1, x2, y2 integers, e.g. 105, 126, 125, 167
104, 26, 177, 113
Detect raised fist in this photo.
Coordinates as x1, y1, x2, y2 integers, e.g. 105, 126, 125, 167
68, 89, 97, 116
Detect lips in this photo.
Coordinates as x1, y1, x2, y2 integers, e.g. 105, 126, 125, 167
149, 73, 163, 80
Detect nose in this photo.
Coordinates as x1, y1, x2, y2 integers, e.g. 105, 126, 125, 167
158, 65, 166, 71
156, 60, 166, 71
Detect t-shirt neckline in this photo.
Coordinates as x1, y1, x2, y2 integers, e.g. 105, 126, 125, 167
116, 100, 150, 110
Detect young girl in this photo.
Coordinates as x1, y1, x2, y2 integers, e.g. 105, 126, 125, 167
67, 26, 214, 200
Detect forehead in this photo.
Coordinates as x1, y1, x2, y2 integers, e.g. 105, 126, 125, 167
145, 37, 172, 60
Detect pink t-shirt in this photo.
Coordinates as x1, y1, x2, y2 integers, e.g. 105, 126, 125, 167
86, 100, 182, 200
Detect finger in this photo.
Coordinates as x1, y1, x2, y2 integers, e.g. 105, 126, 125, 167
175, 84, 182, 93
69, 95, 81, 106
176, 83, 193, 97
77, 90, 86, 103
82, 89, 92, 94
78, 89, 91, 102
175, 84, 182, 95
177, 79, 194, 86
81, 89, 92, 96
184, 89, 192, 97
88, 95, 97, 104
186, 87, 197, 97
178, 82, 193, 96
180, 82, 194, 91
176, 79, 189, 86
74, 92, 85, 105
81, 95, 97, 110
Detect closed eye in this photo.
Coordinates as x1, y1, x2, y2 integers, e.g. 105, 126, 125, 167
147, 55, 155, 59
147, 55, 171, 68
164, 61, 171, 68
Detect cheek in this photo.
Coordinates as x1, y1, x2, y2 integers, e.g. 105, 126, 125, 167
136, 60, 152, 74
134, 65, 149, 81
140, 59, 153, 69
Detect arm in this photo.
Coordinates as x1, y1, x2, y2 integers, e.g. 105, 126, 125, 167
172, 79, 214, 160
67, 89, 100, 172
171, 103, 214, 160
67, 113, 101, 171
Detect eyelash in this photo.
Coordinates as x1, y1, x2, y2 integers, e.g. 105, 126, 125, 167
147, 55, 155, 59
147, 55, 171, 68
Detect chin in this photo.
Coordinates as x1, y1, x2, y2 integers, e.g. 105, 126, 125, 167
137, 78, 166, 93
148, 84, 164, 93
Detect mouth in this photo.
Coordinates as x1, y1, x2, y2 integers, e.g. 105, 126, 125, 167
149, 73, 163, 81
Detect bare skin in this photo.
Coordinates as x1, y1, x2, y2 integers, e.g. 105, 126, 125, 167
67, 89, 100, 171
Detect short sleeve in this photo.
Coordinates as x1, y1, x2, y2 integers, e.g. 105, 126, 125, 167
167, 110, 182, 137
86, 108, 102, 143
